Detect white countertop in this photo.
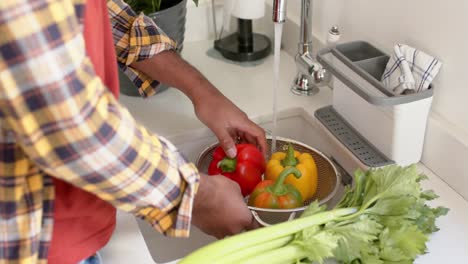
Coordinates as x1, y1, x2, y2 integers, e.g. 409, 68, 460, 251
100, 39, 468, 264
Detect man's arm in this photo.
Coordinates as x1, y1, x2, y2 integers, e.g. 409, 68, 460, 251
0, 0, 253, 239
107, 0, 267, 158
131, 51, 267, 158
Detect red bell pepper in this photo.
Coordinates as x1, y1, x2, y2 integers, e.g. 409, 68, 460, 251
208, 144, 265, 197
248, 167, 304, 209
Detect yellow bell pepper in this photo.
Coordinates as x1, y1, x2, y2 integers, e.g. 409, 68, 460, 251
265, 143, 318, 200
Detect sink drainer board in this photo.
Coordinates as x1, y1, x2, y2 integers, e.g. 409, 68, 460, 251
315, 106, 393, 168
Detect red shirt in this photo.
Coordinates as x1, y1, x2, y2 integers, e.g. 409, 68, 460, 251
48, 1, 119, 263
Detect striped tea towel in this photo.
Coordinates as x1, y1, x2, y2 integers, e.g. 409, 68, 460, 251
381, 44, 442, 94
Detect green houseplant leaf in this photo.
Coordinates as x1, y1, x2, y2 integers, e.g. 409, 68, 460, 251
126, 0, 198, 14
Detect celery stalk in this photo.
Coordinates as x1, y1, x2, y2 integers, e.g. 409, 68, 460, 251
179, 208, 357, 264
236, 244, 307, 264
220, 236, 293, 264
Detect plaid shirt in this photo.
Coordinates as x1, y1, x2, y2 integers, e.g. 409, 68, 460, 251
0, 0, 200, 263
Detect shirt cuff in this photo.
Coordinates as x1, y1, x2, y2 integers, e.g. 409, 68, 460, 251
135, 137, 200, 238
122, 13, 177, 98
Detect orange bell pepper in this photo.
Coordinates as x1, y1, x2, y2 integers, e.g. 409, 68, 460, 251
248, 167, 303, 209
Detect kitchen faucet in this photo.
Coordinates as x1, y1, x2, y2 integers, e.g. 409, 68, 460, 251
273, 0, 331, 96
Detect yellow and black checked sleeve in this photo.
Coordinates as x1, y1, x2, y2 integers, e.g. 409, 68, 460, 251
0, 0, 199, 238
107, 0, 177, 97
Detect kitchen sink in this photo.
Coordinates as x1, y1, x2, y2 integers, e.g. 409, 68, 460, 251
136, 108, 349, 263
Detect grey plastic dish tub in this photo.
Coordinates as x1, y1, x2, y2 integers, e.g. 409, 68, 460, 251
317, 41, 434, 165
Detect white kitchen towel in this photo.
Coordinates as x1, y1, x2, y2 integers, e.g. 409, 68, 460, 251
381, 44, 442, 94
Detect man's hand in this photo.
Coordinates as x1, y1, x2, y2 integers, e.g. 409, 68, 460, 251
192, 174, 259, 239
131, 51, 267, 157
194, 92, 266, 158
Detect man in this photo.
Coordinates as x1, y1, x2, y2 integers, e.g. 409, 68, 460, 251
0, 0, 266, 263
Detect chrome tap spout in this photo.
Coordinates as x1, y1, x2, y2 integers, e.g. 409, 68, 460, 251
272, 0, 287, 23
272, 0, 331, 96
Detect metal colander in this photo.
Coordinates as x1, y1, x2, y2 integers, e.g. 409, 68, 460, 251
196, 136, 340, 226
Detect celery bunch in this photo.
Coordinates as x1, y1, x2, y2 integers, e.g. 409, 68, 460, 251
180, 165, 448, 264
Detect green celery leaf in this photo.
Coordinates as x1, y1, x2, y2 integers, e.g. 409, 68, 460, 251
433, 206, 450, 217
420, 190, 439, 200
296, 224, 321, 241
413, 204, 449, 234
336, 185, 355, 209
330, 216, 382, 263
301, 201, 327, 218
416, 173, 429, 182
349, 169, 367, 207
366, 196, 416, 216
365, 165, 421, 205
379, 225, 428, 261
337, 169, 374, 209
359, 250, 384, 264
375, 215, 414, 230
333, 215, 382, 240
294, 231, 340, 264
406, 202, 423, 220
382, 260, 413, 264
362, 172, 378, 207
380, 246, 410, 262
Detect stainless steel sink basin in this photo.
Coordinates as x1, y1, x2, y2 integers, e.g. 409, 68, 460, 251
136, 109, 347, 263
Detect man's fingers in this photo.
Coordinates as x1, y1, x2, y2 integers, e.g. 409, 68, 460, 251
241, 121, 267, 157
241, 132, 257, 146
245, 214, 261, 231
218, 130, 237, 158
